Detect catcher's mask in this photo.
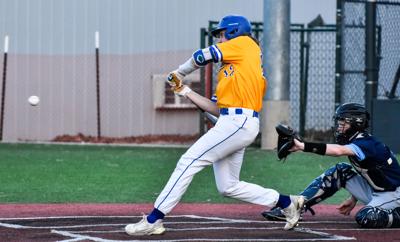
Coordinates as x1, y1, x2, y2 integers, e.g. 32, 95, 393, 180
332, 103, 370, 145
211, 15, 251, 40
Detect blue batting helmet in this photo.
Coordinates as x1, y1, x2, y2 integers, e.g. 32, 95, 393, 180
211, 15, 251, 40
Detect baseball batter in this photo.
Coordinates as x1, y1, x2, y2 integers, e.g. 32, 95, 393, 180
263, 103, 400, 228
125, 15, 304, 236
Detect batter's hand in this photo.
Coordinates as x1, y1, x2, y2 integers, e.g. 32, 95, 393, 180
174, 85, 192, 97
337, 196, 357, 216
167, 71, 184, 90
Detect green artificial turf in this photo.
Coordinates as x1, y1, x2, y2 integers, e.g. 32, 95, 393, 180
0, 143, 374, 204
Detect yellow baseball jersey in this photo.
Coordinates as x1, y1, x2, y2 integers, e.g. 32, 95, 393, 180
213, 36, 266, 112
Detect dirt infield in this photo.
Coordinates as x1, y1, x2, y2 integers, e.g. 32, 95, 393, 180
0, 203, 398, 241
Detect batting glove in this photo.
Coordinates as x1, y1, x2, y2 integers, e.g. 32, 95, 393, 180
174, 85, 192, 97
167, 71, 184, 88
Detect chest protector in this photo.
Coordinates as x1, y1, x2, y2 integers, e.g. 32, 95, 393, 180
349, 135, 400, 191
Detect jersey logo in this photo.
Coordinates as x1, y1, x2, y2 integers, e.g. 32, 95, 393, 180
196, 55, 204, 64
223, 64, 234, 77
388, 158, 393, 165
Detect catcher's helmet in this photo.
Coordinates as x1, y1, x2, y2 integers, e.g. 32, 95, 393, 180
333, 103, 370, 144
211, 15, 251, 40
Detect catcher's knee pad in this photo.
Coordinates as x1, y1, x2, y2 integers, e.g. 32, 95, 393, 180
355, 206, 393, 228
301, 162, 356, 207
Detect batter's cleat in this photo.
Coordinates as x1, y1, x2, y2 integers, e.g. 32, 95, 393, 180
262, 206, 286, 221
282, 195, 305, 230
125, 215, 166, 236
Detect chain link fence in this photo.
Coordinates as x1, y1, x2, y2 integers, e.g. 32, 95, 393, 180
202, 1, 400, 139
340, 0, 400, 104
201, 22, 337, 137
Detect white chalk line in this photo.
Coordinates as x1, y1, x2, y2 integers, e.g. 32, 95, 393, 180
52, 229, 355, 242
295, 227, 355, 240
2, 220, 396, 232
0, 215, 359, 241
52, 229, 116, 242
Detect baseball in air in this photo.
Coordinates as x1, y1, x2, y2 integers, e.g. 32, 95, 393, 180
28, 95, 40, 106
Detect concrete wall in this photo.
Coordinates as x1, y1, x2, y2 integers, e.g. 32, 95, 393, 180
3, 51, 206, 141
0, 0, 263, 55
0, 0, 264, 141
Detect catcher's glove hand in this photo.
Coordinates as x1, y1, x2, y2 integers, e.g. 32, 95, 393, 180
276, 124, 303, 161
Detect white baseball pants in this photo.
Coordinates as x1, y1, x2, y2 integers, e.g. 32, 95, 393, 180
154, 113, 280, 214
346, 175, 400, 209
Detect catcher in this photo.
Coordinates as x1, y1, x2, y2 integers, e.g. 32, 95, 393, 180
263, 102, 400, 228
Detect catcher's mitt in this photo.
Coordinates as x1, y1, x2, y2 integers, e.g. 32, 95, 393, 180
276, 124, 303, 161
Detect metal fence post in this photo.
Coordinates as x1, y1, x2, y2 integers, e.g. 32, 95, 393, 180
365, 0, 378, 127
335, 0, 343, 109
199, 28, 207, 136
0, 36, 8, 141
299, 26, 307, 136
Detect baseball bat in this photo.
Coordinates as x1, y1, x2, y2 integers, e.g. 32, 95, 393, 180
188, 99, 218, 125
